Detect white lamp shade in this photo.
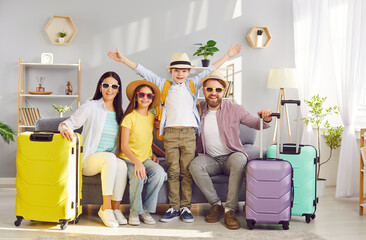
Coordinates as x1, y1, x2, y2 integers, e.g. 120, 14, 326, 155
267, 68, 297, 89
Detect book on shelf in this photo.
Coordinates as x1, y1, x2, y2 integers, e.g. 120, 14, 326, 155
20, 108, 40, 126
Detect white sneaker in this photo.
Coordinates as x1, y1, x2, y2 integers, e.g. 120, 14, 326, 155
98, 207, 119, 228
140, 209, 156, 224
113, 209, 127, 225
129, 210, 140, 226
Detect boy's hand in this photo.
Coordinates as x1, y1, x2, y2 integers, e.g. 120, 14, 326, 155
108, 49, 124, 62
227, 44, 242, 58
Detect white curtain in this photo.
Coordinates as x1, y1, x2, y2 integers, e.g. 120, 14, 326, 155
328, 0, 366, 197
294, 0, 366, 197
293, 0, 326, 147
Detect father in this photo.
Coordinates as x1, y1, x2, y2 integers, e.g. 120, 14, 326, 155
189, 70, 272, 230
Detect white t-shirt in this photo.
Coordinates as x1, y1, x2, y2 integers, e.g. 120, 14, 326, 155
204, 109, 232, 157
165, 83, 197, 128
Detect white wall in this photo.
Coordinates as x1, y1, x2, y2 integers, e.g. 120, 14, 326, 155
0, 0, 295, 178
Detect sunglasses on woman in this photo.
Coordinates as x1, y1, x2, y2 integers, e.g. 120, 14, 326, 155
101, 83, 120, 90
136, 92, 155, 99
204, 87, 224, 93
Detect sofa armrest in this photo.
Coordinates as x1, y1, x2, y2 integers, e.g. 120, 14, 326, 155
35, 117, 83, 134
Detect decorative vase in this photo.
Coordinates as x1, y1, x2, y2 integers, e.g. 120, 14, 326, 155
59, 112, 63, 118
58, 37, 65, 43
36, 84, 45, 92
201, 59, 210, 67
65, 81, 73, 95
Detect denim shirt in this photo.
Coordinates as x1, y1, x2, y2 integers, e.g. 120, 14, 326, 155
135, 64, 215, 135
196, 100, 270, 159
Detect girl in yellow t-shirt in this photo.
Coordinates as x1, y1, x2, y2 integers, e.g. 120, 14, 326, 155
118, 79, 166, 226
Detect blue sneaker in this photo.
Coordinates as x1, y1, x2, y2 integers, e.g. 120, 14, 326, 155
160, 208, 180, 222
180, 207, 194, 223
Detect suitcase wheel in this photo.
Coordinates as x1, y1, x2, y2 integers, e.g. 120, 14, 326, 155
60, 220, 68, 230
305, 215, 311, 223
311, 214, 316, 220
246, 220, 255, 230
74, 215, 81, 224
282, 222, 289, 230
14, 216, 23, 227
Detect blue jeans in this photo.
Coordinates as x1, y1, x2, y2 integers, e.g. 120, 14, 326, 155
123, 159, 167, 214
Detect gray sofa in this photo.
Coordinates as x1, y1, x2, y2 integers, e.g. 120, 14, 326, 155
35, 117, 261, 206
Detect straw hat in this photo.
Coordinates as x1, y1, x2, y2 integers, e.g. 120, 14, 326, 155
166, 53, 194, 69
200, 70, 228, 88
126, 79, 161, 109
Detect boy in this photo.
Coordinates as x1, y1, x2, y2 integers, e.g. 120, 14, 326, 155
108, 44, 241, 222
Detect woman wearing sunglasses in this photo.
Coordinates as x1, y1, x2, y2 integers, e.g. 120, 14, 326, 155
118, 79, 167, 226
58, 72, 128, 228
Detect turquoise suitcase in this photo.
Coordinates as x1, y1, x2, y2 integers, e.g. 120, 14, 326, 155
266, 100, 318, 223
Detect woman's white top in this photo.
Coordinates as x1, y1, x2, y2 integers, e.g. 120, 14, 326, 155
60, 98, 116, 168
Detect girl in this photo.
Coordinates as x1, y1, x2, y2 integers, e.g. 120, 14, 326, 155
59, 72, 127, 228
118, 79, 167, 226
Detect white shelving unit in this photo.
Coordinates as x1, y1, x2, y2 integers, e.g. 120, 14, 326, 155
17, 58, 81, 133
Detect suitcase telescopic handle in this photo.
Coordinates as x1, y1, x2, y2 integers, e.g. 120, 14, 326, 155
281, 100, 301, 106
280, 99, 301, 154
259, 113, 280, 159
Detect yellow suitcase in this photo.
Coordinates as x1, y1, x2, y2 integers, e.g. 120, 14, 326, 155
15, 132, 82, 230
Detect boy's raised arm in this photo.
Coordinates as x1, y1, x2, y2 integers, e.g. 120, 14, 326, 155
212, 44, 242, 69
108, 49, 138, 70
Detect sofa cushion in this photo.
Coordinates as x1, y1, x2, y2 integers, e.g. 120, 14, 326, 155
239, 124, 256, 145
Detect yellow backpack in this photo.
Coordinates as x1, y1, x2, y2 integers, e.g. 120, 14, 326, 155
155, 80, 200, 140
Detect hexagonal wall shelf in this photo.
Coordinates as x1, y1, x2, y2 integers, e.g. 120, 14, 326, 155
246, 26, 271, 48
45, 15, 77, 45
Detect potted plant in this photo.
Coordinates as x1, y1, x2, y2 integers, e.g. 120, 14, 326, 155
58, 31, 67, 43
52, 104, 72, 117
0, 121, 15, 144
303, 94, 344, 196
193, 40, 219, 67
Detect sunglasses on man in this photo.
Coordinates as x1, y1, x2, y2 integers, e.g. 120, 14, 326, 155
101, 83, 120, 90
204, 87, 224, 93
136, 92, 155, 99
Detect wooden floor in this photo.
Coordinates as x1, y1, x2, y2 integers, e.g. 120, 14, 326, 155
0, 185, 365, 240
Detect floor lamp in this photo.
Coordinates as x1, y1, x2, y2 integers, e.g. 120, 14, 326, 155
267, 68, 297, 144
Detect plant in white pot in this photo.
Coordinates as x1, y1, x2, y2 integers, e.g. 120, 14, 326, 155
52, 104, 72, 117
193, 40, 219, 67
303, 94, 344, 196
58, 31, 67, 43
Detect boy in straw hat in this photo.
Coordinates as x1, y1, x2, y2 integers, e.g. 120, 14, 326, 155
108, 44, 241, 223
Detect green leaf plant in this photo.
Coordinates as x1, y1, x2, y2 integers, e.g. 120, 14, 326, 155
58, 32, 67, 38
0, 121, 15, 144
303, 94, 344, 179
52, 104, 72, 113
193, 40, 220, 60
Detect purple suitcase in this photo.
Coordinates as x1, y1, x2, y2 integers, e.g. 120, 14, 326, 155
245, 113, 293, 230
